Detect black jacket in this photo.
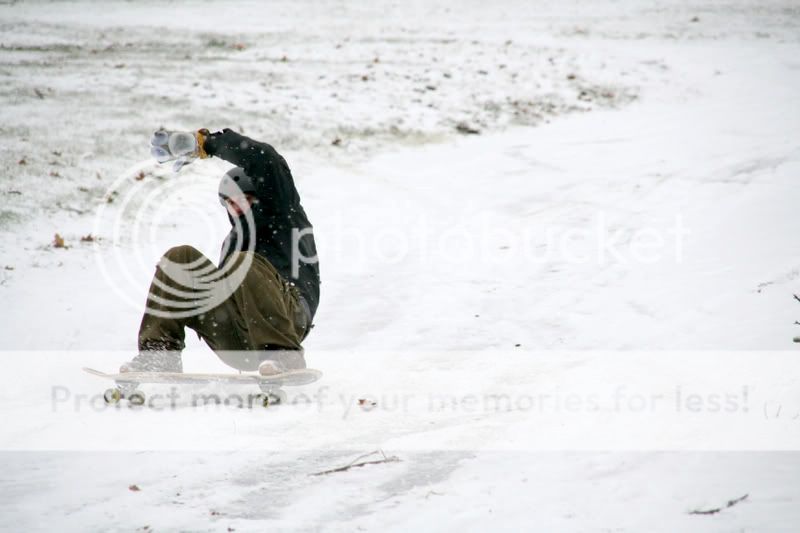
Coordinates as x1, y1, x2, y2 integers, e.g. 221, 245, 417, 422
203, 129, 320, 320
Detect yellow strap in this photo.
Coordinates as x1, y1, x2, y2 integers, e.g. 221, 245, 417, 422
195, 129, 208, 159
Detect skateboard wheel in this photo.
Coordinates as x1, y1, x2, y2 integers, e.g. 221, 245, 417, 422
128, 391, 146, 406
260, 390, 285, 407
103, 388, 122, 404
260, 394, 271, 408
269, 390, 287, 405
254, 391, 283, 408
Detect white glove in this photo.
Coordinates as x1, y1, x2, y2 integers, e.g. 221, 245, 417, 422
150, 129, 208, 172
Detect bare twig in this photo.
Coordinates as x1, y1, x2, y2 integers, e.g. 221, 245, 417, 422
54, 202, 88, 215
793, 294, 800, 303
310, 450, 400, 477
689, 494, 748, 515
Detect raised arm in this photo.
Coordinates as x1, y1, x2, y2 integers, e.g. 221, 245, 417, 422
202, 128, 293, 185
149, 127, 299, 202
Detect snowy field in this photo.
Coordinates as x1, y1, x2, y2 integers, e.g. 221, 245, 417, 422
1, 0, 800, 531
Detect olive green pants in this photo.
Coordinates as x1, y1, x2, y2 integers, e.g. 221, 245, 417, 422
138, 245, 308, 369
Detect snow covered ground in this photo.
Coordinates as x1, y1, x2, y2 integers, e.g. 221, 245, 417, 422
1, 0, 800, 531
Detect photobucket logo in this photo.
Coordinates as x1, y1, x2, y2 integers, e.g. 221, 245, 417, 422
291, 227, 318, 279
323, 210, 691, 270
93, 162, 255, 318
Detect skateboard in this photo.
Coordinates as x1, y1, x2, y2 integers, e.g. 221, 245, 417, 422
83, 367, 322, 407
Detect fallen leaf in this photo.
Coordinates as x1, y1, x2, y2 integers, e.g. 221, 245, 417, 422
53, 234, 66, 248
80, 234, 95, 242
358, 398, 377, 410
129, 484, 141, 492
456, 123, 480, 135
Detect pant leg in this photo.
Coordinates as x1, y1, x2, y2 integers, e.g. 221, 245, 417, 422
224, 251, 307, 351
138, 245, 308, 366
137, 245, 247, 353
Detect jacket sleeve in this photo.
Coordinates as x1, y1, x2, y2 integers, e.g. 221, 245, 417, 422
202, 128, 297, 201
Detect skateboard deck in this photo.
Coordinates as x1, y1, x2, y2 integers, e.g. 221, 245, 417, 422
84, 366, 322, 406
83, 367, 322, 387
